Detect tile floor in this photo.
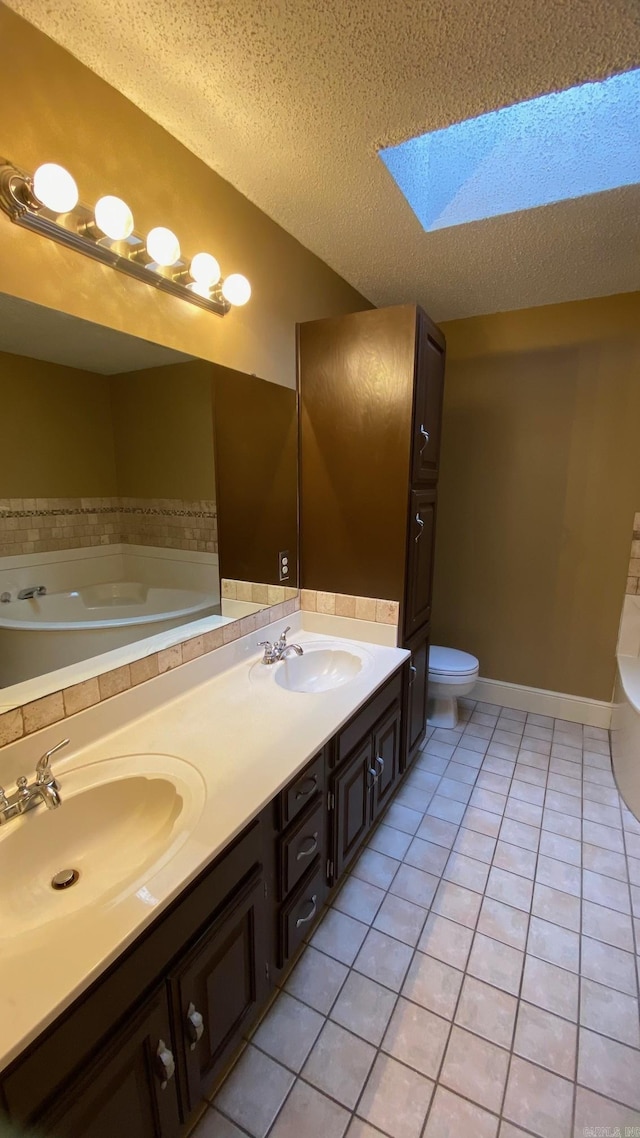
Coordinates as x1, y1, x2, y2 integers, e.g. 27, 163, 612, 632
194, 700, 640, 1138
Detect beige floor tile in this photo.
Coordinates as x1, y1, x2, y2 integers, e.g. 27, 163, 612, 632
382, 997, 449, 1078
284, 946, 348, 1014
352, 848, 400, 890
441, 1026, 509, 1112
452, 827, 496, 863
431, 880, 482, 928
469, 788, 507, 816
532, 882, 581, 931
504, 798, 543, 827
416, 815, 460, 848
499, 1122, 532, 1138
537, 854, 581, 897
394, 782, 434, 813
346, 1120, 388, 1138
476, 897, 528, 951
368, 823, 412, 860
269, 1080, 350, 1138
404, 836, 449, 876
513, 1001, 577, 1078
503, 1055, 574, 1138
330, 971, 397, 1045
539, 829, 582, 867
509, 781, 545, 808
573, 1087, 640, 1136
354, 928, 413, 991
357, 1053, 434, 1138
492, 840, 537, 880
482, 756, 515, 778
423, 1086, 498, 1138
302, 1021, 376, 1109
527, 915, 579, 972
252, 993, 324, 1071
463, 806, 502, 838
486, 866, 533, 913
373, 893, 428, 947
213, 1045, 294, 1138
582, 899, 634, 951
454, 975, 517, 1048
427, 794, 467, 824
334, 877, 386, 924
438, 776, 473, 804
580, 936, 638, 996
311, 909, 369, 965
444, 760, 479, 786
389, 863, 439, 908
443, 851, 490, 893
467, 932, 524, 995
582, 821, 625, 854
383, 801, 423, 834
402, 951, 464, 1019
578, 1028, 640, 1111
192, 1108, 246, 1137
583, 870, 631, 915
542, 808, 581, 841
583, 801, 622, 828
546, 789, 581, 818
419, 912, 474, 970
521, 954, 579, 1020
580, 978, 640, 1047
513, 763, 547, 787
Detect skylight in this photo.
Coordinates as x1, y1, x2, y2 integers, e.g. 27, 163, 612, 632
379, 69, 640, 232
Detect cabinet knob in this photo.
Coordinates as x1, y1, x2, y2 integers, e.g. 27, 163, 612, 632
419, 424, 430, 454
296, 832, 319, 861
415, 513, 424, 543
409, 664, 417, 686
186, 1001, 205, 1050
295, 894, 318, 928
155, 1040, 176, 1089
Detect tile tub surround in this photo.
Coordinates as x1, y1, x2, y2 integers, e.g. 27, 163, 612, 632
0, 497, 217, 557
200, 701, 640, 1138
301, 590, 399, 627
626, 512, 640, 596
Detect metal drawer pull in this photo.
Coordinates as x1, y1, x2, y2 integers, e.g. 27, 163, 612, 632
419, 424, 430, 453
415, 512, 424, 543
296, 832, 319, 861
295, 774, 318, 800
296, 894, 318, 928
368, 766, 379, 786
375, 756, 385, 773
186, 1002, 205, 1050
156, 1040, 176, 1089
409, 664, 417, 687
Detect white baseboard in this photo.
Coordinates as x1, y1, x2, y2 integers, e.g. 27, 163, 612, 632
472, 676, 613, 729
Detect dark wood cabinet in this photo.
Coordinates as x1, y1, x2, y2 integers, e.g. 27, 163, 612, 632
170, 869, 269, 1113
39, 988, 181, 1138
298, 303, 445, 648
404, 633, 430, 770
372, 702, 402, 819
332, 736, 373, 879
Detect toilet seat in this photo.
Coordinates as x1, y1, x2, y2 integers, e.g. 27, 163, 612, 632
429, 646, 478, 678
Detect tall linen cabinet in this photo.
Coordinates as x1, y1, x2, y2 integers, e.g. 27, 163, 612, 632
298, 303, 446, 766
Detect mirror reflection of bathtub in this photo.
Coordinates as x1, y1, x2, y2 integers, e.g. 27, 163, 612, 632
611, 594, 640, 820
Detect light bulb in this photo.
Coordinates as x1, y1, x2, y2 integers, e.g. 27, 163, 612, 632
33, 163, 78, 213
94, 195, 133, 240
146, 226, 180, 266
221, 273, 251, 306
190, 252, 221, 287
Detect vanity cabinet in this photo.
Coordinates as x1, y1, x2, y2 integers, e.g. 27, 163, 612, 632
274, 750, 328, 968
403, 632, 430, 770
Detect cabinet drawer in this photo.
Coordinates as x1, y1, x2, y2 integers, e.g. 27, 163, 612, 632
335, 670, 402, 766
278, 751, 325, 829
279, 862, 326, 966
279, 796, 325, 899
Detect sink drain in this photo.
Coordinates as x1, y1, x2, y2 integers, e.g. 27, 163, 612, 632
51, 868, 80, 890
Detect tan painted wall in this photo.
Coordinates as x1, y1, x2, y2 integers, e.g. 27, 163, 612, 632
0, 351, 117, 497
0, 6, 370, 391
434, 292, 640, 703
110, 361, 215, 501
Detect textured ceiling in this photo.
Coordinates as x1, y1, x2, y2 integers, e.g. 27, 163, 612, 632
6, 0, 640, 320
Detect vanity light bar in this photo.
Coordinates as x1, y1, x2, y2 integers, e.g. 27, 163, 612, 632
0, 159, 252, 317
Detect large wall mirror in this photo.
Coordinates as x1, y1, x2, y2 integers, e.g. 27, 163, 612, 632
0, 294, 298, 709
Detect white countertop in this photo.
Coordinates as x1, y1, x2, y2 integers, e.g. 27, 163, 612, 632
0, 612, 407, 1073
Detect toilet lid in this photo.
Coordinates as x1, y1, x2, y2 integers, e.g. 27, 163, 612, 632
429, 645, 478, 677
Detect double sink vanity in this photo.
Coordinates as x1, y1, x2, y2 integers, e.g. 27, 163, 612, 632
0, 611, 412, 1137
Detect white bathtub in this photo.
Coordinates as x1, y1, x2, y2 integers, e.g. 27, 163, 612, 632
0, 583, 220, 685
611, 656, 640, 820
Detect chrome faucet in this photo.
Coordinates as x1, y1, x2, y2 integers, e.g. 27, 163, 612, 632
0, 738, 68, 825
17, 585, 46, 600
258, 627, 304, 665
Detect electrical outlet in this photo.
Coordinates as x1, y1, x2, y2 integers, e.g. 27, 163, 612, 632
278, 550, 290, 582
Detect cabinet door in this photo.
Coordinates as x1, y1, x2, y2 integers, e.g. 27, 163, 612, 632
404, 634, 429, 769
171, 869, 269, 1114
372, 703, 401, 819
411, 314, 446, 485
332, 737, 374, 879
38, 989, 181, 1138
404, 487, 437, 641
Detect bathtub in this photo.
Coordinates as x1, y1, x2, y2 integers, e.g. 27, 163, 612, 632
0, 583, 220, 685
611, 595, 640, 819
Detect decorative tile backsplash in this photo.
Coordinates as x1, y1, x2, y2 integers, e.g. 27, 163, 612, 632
0, 497, 217, 557
222, 579, 299, 606
300, 588, 399, 626
627, 512, 640, 595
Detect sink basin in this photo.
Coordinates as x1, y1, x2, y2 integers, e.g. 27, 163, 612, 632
0, 753, 205, 945
274, 648, 363, 693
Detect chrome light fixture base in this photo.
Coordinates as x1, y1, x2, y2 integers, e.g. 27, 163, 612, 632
0, 159, 231, 316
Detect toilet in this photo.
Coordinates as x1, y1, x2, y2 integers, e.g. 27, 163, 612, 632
427, 646, 479, 728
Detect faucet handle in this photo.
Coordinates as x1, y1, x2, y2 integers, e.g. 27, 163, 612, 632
36, 737, 69, 780
0, 787, 8, 808
276, 626, 291, 646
